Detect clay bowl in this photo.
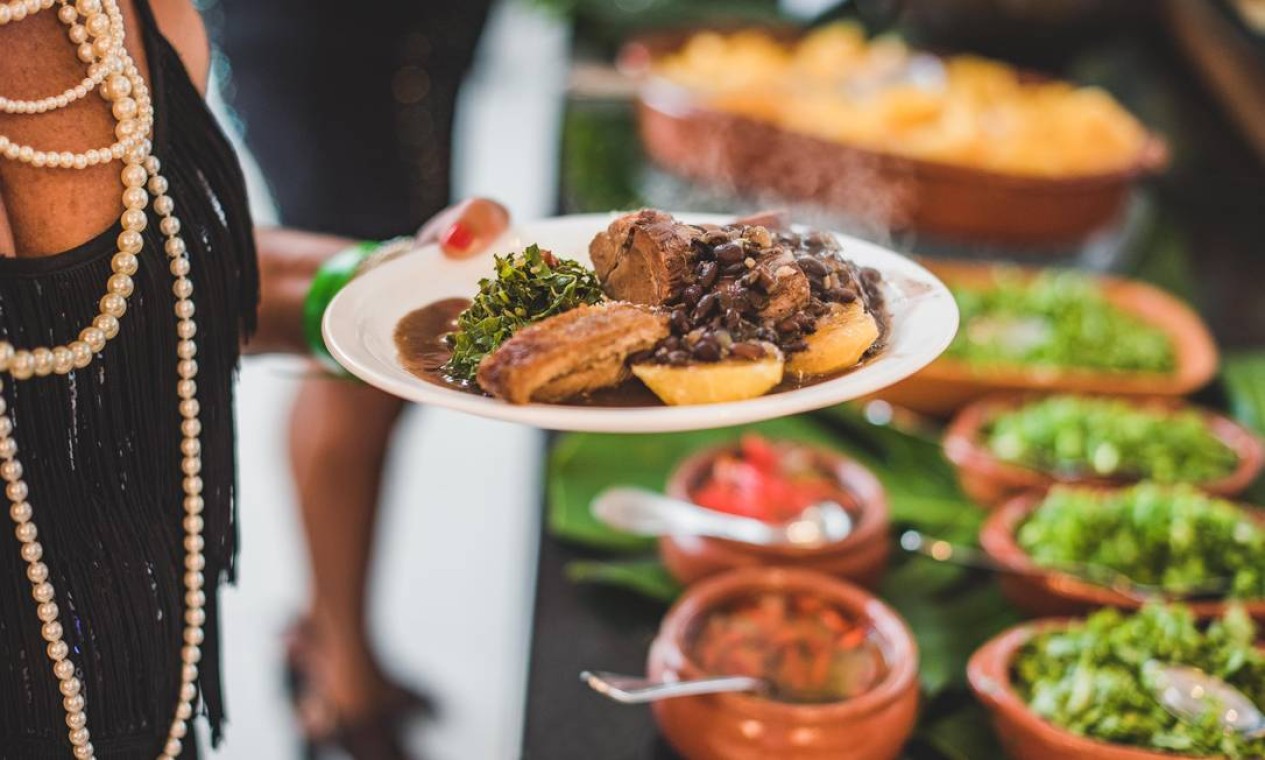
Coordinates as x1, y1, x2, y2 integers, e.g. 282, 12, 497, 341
979, 491, 1265, 622
660, 442, 890, 588
875, 260, 1219, 417
623, 30, 1167, 248
944, 394, 1265, 508
968, 621, 1230, 760
648, 567, 919, 760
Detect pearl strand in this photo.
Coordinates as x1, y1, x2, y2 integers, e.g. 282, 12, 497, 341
0, 1, 124, 115
0, 0, 154, 377
0, 0, 152, 164
0, 1, 205, 757
0, 0, 55, 26
1, 169, 204, 760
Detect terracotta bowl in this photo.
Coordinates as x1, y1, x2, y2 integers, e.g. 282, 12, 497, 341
624, 30, 1166, 248
875, 260, 1219, 417
944, 394, 1265, 508
648, 567, 919, 760
660, 442, 890, 588
979, 491, 1265, 622
968, 621, 1228, 760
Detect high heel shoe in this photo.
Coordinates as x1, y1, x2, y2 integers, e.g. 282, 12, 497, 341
282, 619, 435, 760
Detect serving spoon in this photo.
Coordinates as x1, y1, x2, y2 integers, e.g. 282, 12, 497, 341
899, 530, 1232, 602
1150, 663, 1265, 740
592, 487, 854, 548
580, 671, 766, 704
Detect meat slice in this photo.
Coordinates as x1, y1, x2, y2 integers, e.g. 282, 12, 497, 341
753, 246, 811, 322
476, 302, 670, 404
589, 209, 701, 305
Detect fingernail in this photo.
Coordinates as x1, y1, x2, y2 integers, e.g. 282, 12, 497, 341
441, 221, 474, 253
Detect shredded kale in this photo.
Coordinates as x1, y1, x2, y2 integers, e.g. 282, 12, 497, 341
1014, 605, 1265, 758
986, 396, 1239, 484
443, 244, 604, 381
947, 271, 1176, 373
1019, 483, 1265, 598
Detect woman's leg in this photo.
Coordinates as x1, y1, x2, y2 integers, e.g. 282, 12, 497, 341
288, 376, 407, 718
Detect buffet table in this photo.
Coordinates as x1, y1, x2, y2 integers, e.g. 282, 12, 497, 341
517, 10, 1265, 760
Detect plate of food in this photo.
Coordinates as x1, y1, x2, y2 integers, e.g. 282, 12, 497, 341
322, 210, 957, 432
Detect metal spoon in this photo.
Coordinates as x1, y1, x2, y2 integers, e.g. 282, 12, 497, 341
580, 671, 765, 704
899, 530, 1232, 602
592, 487, 854, 548
1151, 663, 1265, 740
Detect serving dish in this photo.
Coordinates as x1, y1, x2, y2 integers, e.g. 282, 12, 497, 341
659, 440, 890, 587
874, 260, 1218, 416
968, 621, 1230, 760
647, 567, 919, 760
945, 394, 1265, 508
323, 212, 957, 433
979, 491, 1265, 622
624, 28, 1167, 246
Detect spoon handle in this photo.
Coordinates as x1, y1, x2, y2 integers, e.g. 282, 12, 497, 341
581, 670, 763, 704
899, 530, 1010, 572
899, 531, 1227, 603
592, 487, 778, 544
898, 530, 1148, 600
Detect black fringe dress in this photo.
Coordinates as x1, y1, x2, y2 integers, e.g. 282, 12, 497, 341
0, 2, 258, 757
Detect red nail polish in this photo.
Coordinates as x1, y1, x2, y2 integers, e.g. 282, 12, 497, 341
441, 221, 474, 252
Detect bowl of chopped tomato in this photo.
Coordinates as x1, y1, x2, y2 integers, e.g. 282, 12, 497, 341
662, 435, 890, 587
647, 567, 919, 760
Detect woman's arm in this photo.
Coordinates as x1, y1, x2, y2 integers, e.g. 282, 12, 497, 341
250, 199, 509, 355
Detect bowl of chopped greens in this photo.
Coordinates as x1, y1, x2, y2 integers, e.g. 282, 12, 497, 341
980, 483, 1265, 621
968, 605, 1265, 760
945, 394, 1264, 508
875, 261, 1219, 416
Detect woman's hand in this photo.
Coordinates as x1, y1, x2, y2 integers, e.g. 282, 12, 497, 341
251, 198, 511, 356
416, 198, 510, 259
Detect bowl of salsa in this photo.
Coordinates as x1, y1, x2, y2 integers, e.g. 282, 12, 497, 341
662, 435, 890, 587
647, 567, 919, 760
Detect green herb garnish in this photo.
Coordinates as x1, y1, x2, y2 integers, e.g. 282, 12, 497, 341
987, 396, 1239, 484
947, 271, 1176, 373
443, 244, 604, 381
1018, 483, 1265, 598
1014, 604, 1265, 758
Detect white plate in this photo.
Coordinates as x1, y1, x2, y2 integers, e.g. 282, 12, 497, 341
323, 212, 958, 433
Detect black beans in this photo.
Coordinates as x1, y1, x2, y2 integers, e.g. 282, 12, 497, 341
730, 342, 766, 360
670, 309, 690, 333
697, 261, 719, 289
692, 292, 718, 321
783, 339, 808, 353
714, 241, 745, 264
702, 229, 734, 246
776, 318, 800, 334
693, 339, 721, 362
798, 257, 829, 277
724, 308, 742, 331
828, 287, 857, 303
682, 284, 703, 307
666, 350, 689, 365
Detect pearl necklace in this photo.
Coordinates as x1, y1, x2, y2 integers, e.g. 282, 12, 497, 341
1, 2, 205, 758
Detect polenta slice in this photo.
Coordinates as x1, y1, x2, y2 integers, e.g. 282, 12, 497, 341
633, 346, 785, 405
786, 302, 879, 378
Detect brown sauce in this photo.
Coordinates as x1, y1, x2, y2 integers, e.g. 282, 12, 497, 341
393, 299, 873, 407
